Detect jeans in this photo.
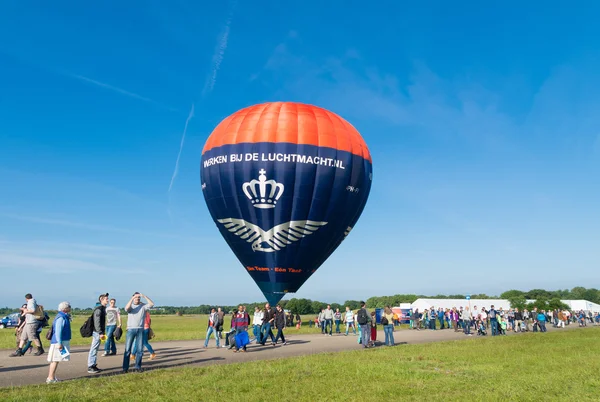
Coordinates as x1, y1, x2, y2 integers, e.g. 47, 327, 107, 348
325, 319, 333, 335
438, 318, 444, 329
88, 331, 101, 367
539, 321, 547, 332
260, 322, 275, 344
490, 318, 498, 336
275, 327, 286, 344
463, 320, 471, 335
429, 318, 436, 330
104, 325, 117, 354
122, 328, 144, 371
360, 324, 370, 347
383, 324, 394, 345
253, 324, 261, 342
133, 329, 154, 355
335, 320, 341, 333
204, 326, 220, 348
345, 322, 356, 335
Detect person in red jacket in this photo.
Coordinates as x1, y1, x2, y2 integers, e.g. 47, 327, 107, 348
232, 305, 249, 352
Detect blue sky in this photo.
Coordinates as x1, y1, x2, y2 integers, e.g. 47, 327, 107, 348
1, 1, 599, 308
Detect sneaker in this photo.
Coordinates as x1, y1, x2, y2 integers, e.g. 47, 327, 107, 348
149, 353, 156, 360
46, 378, 58, 384
101, 352, 107, 357
10, 349, 24, 357
87, 366, 101, 374
34, 348, 44, 356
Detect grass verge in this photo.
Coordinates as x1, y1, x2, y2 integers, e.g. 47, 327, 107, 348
2, 327, 599, 401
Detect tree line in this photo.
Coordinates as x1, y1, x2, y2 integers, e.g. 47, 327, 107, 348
1, 286, 598, 317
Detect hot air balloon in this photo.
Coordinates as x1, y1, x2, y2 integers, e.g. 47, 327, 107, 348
200, 102, 372, 306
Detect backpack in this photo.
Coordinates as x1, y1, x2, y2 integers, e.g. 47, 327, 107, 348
357, 309, 368, 325
80, 308, 97, 338
33, 305, 45, 320
40, 312, 50, 328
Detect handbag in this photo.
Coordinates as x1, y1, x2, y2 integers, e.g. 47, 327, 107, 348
381, 315, 389, 325
148, 328, 155, 339
33, 305, 44, 320
45, 325, 54, 341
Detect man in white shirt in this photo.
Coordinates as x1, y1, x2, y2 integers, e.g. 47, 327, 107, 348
252, 307, 264, 343
11, 293, 44, 357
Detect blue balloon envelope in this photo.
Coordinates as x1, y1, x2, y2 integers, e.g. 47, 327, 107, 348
200, 102, 372, 305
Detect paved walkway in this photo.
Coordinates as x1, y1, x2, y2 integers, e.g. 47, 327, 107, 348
0, 325, 582, 388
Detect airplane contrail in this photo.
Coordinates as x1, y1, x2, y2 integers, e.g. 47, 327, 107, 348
167, 4, 236, 195
202, 11, 233, 97
71, 74, 178, 112
168, 103, 195, 193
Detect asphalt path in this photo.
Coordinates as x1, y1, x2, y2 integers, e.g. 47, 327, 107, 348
0, 324, 584, 388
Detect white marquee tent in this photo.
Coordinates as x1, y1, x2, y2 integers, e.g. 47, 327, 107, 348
562, 300, 600, 312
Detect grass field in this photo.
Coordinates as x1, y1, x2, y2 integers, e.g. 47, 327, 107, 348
0, 314, 357, 350
2, 327, 599, 401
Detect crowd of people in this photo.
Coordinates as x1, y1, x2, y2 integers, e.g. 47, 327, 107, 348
405, 305, 599, 336
9, 292, 156, 383
7, 292, 600, 385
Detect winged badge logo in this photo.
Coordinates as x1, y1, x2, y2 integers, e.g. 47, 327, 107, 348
217, 218, 328, 253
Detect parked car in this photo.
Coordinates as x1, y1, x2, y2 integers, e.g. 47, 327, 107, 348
0, 312, 20, 329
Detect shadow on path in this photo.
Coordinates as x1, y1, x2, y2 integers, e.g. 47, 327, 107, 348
0, 363, 48, 373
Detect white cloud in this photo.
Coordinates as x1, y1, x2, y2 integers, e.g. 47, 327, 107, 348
0, 252, 145, 275
0, 212, 201, 241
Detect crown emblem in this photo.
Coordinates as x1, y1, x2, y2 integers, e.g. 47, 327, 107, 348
242, 169, 284, 209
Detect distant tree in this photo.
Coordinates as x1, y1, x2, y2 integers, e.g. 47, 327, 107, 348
570, 287, 587, 300
548, 298, 570, 311
526, 298, 548, 311
471, 294, 494, 299
501, 290, 525, 299
507, 296, 527, 311
311, 300, 324, 315
285, 298, 312, 314
582, 288, 600, 305
525, 289, 553, 299
343, 300, 361, 310
366, 296, 382, 308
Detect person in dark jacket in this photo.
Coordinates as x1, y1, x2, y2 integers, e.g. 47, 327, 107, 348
87, 293, 108, 374
274, 305, 287, 345
260, 303, 276, 346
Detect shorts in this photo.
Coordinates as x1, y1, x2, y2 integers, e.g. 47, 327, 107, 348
20, 323, 39, 342
47, 341, 71, 362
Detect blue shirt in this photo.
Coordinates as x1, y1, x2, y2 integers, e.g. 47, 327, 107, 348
51, 311, 71, 344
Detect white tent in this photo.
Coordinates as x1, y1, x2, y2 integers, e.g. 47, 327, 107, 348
411, 299, 513, 312
563, 300, 600, 312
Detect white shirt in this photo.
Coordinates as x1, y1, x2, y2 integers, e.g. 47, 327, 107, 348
345, 311, 354, 322
253, 311, 264, 326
